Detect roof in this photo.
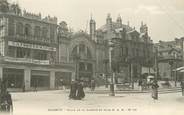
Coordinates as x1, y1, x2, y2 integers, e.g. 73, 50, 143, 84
97, 22, 133, 32
158, 47, 181, 53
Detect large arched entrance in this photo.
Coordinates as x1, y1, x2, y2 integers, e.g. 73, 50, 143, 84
69, 35, 95, 86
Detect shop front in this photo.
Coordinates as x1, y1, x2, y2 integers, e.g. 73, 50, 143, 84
55, 72, 72, 89
31, 70, 50, 89
3, 68, 24, 88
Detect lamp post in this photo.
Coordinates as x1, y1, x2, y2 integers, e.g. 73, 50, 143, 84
154, 46, 159, 82
73, 54, 80, 80
108, 39, 115, 96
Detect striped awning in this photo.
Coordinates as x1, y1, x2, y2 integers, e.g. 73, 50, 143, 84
173, 66, 184, 71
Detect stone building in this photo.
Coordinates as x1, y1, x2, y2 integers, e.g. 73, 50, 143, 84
155, 39, 183, 81
94, 14, 154, 83
0, 2, 75, 91
58, 14, 154, 85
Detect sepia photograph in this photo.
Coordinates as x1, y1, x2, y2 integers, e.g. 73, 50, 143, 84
0, 0, 184, 115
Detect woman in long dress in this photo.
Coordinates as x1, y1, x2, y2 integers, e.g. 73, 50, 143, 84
76, 81, 85, 100
69, 80, 78, 99
151, 80, 159, 100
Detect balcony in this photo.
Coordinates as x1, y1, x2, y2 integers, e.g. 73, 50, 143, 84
3, 56, 50, 65
158, 55, 182, 62
8, 34, 56, 44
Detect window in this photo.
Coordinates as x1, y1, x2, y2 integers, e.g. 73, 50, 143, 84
121, 47, 124, 56
87, 48, 92, 59
34, 26, 41, 37
125, 47, 128, 56
136, 49, 139, 56
33, 50, 47, 60
16, 22, 23, 35
16, 48, 30, 58
79, 62, 85, 71
42, 27, 48, 38
79, 44, 85, 53
25, 24, 31, 36
87, 63, 92, 71
8, 46, 16, 57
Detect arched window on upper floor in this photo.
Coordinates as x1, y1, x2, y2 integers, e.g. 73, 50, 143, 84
24, 24, 32, 36
34, 26, 41, 37
16, 22, 23, 35
42, 27, 48, 38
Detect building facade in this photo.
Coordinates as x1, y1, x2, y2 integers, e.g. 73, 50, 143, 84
155, 39, 183, 81
95, 14, 154, 83
0, 2, 75, 91
58, 14, 154, 85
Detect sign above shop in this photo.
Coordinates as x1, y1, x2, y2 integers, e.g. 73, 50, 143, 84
8, 41, 56, 51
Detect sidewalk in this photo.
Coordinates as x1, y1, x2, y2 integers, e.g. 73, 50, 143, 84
62, 81, 182, 94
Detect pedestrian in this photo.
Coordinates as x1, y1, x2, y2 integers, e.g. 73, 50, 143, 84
138, 79, 142, 91
76, 81, 85, 100
34, 80, 38, 92
151, 80, 159, 101
90, 80, 96, 91
22, 82, 25, 92
69, 80, 78, 100
0, 91, 13, 114
180, 81, 184, 96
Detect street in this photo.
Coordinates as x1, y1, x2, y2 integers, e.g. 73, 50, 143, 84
8, 90, 184, 115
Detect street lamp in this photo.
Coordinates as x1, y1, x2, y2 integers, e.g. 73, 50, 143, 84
73, 54, 80, 80
108, 39, 115, 96
154, 46, 159, 82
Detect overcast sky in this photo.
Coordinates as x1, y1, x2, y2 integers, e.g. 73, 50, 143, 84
9, 0, 184, 43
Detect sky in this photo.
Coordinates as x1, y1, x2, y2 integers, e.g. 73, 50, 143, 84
9, 0, 184, 43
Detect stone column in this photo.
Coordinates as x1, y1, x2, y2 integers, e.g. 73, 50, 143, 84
131, 63, 134, 89
85, 46, 88, 56
24, 68, 31, 91
77, 45, 79, 54
50, 71, 55, 89
0, 66, 3, 80
67, 47, 70, 62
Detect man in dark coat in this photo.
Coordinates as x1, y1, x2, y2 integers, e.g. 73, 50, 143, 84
69, 80, 78, 99
76, 81, 85, 100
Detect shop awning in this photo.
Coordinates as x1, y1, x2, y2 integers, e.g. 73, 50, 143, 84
174, 66, 184, 71
179, 69, 184, 73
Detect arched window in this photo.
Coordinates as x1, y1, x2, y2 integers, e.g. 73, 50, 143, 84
34, 26, 41, 37
16, 22, 23, 35
87, 48, 92, 59
25, 24, 32, 36
42, 27, 48, 38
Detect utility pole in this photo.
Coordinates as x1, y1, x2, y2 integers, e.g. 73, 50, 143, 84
155, 46, 159, 82
108, 39, 115, 96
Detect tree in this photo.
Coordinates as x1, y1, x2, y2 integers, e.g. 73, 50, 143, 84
0, 0, 9, 13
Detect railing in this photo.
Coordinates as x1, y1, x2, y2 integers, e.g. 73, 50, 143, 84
8, 34, 56, 44
158, 55, 182, 60
3, 56, 50, 65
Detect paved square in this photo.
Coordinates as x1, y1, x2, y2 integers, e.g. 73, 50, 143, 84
9, 90, 184, 115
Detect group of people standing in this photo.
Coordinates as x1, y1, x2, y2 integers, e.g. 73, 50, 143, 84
0, 79, 13, 114
69, 80, 85, 100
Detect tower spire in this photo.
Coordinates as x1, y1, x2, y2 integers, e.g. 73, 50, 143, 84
89, 13, 96, 41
